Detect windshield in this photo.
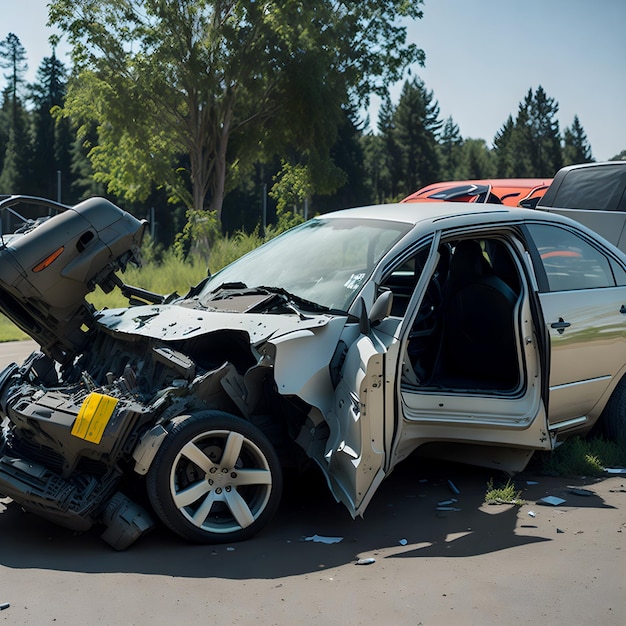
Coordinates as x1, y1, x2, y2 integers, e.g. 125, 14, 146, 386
199, 217, 411, 312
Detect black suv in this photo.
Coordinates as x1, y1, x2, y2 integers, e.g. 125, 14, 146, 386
536, 161, 626, 252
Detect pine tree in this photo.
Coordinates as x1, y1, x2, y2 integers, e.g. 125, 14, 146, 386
438, 116, 463, 180
457, 139, 495, 180
374, 94, 403, 201
0, 33, 31, 193
493, 115, 518, 177
392, 77, 442, 195
29, 49, 73, 200
494, 87, 562, 177
563, 115, 594, 165
529, 85, 562, 175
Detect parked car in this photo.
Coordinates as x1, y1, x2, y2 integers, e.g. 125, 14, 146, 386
0, 195, 625, 549
536, 161, 626, 252
402, 178, 552, 207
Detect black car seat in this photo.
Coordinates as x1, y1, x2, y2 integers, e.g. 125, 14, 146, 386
436, 240, 519, 390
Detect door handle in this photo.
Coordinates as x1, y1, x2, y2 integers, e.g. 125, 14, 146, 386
550, 318, 571, 334
620, 304, 626, 314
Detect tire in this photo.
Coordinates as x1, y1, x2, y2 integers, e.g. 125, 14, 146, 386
146, 411, 282, 543
600, 376, 626, 442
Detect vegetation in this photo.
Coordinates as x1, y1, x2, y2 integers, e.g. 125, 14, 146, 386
47, 0, 424, 224
0, 13, 623, 340
0, 25, 616, 249
484, 478, 524, 505
537, 436, 626, 477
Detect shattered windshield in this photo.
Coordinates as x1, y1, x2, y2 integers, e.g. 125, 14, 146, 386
199, 217, 411, 312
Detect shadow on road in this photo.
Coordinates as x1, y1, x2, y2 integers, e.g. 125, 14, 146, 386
0, 457, 615, 579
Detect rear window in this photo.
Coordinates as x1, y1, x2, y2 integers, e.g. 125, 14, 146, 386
551, 166, 626, 212
527, 223, 617, 291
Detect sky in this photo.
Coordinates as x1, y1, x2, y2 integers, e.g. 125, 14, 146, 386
1, 0, 625, 162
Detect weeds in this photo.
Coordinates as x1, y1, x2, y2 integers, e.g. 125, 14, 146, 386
485, 478, 524, 505
537, 436, 626, 477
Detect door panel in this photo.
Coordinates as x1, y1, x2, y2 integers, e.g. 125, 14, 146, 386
325, 333, 389, 516
538, 287, 626, 425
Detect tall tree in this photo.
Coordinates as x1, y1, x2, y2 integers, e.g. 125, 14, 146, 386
563, 115, 593, 165
371, 93, 404, 201
29, 48, 73, 200
0, 33, 28, 117
493, 87, 562, 177
438, 116, 463, 180
493, 115, 518, 177
50, 0, 425, 225
391, 77, 442, 195
527, 85, 562, 175
0, 34, 30, 194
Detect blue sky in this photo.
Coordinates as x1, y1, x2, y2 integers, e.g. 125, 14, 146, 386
2, 0, 625, 162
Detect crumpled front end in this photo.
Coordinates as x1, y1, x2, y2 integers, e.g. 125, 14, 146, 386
0, 318, 269, 548
0, 298, 345, 548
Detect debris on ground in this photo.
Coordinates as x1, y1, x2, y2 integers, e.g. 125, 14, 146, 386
300, 534, 343, 544
538, 496, 566, 506
448, 480, 460, 494
355, 557, 376, 565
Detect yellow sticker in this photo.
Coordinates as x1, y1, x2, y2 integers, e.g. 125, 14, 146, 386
71, 392, 119, 444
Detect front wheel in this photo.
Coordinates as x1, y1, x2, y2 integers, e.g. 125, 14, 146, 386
146, 411, 282, 543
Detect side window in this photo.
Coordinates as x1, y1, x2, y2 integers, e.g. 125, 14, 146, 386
380, 247, 430, 317
527, 223, 615, 291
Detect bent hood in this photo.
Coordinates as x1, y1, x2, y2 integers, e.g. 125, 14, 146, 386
95, 303, 333, 344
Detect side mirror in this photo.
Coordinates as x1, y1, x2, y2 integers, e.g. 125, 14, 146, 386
359, 291, 393, 335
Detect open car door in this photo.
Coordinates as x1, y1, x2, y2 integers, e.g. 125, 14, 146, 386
391, 232, 553, 472
324, 313, 399, 517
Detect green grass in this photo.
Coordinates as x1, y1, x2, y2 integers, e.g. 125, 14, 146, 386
0, 254, 209, 342
484, 478, 524, 505
537, 436, 626, 477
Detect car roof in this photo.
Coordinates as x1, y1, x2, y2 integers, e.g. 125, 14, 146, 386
402, 179, 552, 206
319, 201, 626, 260
321, 201, 538, 226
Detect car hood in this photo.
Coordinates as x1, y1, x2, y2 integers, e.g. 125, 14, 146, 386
95, 302, 333, 344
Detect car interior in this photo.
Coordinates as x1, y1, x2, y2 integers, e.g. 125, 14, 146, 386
383, 237, 524, 394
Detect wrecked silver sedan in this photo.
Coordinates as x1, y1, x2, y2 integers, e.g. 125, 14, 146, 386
0, 195, 624, 549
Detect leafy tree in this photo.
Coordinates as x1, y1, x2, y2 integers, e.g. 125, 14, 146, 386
311, 110, 369, 214
69, 120, 106, 202
563, 115, 593, 165
50, 0, 425, 226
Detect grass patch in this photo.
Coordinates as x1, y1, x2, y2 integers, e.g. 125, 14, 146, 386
0, 254, 208, 341
485, 478, 524, 505
537, 436, 626, 477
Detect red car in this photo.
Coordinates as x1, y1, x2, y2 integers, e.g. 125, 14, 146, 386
402, 178, 552, 207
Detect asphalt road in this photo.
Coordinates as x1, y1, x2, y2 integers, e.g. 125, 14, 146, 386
0, 340, 624, 625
